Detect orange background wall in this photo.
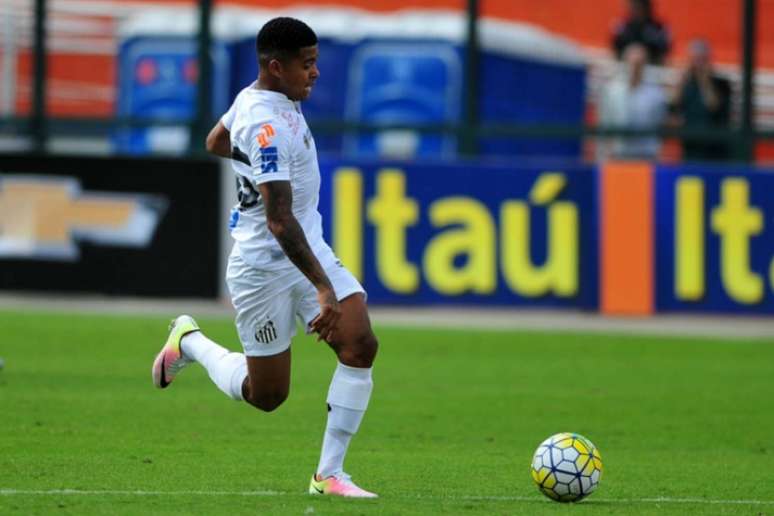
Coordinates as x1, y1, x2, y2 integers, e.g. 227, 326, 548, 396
19, 1, 774, 117
206, 0, 772, 67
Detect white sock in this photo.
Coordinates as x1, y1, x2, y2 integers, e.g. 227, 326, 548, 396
181, 331, 247, 401
316, 362, 373, 478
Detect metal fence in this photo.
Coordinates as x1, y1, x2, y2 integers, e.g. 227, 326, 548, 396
0, 0, 769, 162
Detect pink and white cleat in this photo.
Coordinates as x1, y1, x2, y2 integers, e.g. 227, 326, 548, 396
308, 472, 378, 498
151, 315, 199, 389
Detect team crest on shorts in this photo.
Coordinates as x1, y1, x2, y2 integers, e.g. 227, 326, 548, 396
255, 320, 278, 344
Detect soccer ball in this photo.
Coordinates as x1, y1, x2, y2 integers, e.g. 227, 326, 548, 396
530, 432, 603, 503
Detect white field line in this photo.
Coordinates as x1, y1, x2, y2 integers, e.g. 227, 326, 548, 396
0, 489, 282, 497
1, 489, 773, 506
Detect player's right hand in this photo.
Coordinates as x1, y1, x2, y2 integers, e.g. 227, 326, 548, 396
311, 288, 341, 343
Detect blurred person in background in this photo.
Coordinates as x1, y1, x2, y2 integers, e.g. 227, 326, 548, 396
598, 43, 667, 160
670, 39, 733, 162
612, 0, 671, 64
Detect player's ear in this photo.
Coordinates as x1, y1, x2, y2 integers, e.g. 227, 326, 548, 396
267, 58, 284, 78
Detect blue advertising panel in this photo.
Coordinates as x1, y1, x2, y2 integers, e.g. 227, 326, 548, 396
114, 37, 232, 154
477, 52, 585, 158
227, 37, 584, 160
655, 163, 774, 313
317, 158, 598, 307
121, 32, 584, 160
342, 42, 462, 159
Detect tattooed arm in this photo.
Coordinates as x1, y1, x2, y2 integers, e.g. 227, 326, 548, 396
259, 180, 341, 341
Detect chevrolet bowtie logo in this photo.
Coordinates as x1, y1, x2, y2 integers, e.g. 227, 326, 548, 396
0, 175, 168, 261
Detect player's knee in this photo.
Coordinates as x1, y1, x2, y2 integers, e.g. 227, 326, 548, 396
245, 387, 288, 412
338, 332, 378, 368
252, 392, 287, 412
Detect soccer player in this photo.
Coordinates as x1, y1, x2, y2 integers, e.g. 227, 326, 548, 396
152, 17, 378, 498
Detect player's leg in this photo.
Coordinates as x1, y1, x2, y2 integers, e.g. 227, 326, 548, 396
242, 350, 291, 412
152, 251, 296, 410
230, 259, 303, 412
314, 293, 377, 481
326, 293, 378, 368
153, 317, 292, 409
300, 263, 378, 497
152, 314, 249, 401
151, 251, 255, 399
180, 324, 248, 400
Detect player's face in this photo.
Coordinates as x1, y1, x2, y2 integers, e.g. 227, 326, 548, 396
281, 45, 320, 101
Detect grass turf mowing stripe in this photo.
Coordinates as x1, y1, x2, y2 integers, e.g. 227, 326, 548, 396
2, 311, 773, 515
2, 490, 774, 506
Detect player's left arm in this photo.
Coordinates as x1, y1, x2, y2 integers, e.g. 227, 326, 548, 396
205, 121, 231, 158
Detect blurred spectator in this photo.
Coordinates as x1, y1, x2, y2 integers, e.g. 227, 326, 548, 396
670, 39, 733, 162
612, 0, 671, 64
598, 43, 667, 160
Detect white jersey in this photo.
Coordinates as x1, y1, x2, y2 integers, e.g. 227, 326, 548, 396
222, 84, 333, 271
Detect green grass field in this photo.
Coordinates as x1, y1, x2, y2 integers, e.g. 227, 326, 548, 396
1, 310, 772, 515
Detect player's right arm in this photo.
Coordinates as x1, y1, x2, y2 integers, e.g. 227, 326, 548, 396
259, 180, 341, 341
247, 120, 340, 341
205, 121, 231, 158
205, 101, 238, 158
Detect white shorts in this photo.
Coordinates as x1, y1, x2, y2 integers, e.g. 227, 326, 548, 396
226, 247, 365, 357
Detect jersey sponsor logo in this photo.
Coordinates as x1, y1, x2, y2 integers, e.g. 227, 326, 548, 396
0, 175, 167, 261
259, 146, 279, 174
255, 320, 278, 344
256, 124, 276, 148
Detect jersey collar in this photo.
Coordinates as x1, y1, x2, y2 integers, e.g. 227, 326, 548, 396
251, 85, 294, 106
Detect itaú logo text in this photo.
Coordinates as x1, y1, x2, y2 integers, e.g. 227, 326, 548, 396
0, 175, 168, 261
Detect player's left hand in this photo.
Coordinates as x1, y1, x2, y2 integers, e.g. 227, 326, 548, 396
311, 288, 341, 342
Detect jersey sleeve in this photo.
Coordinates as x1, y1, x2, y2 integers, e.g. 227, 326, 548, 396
246, 120, 292, 185
220, 101, 237, 131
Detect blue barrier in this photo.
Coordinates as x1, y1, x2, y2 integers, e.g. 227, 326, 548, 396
114, 37, 233, 154
655, 163, 774, 313
317, 158, 598, 307
342, 42, 461, 159
115, 9, 587, 159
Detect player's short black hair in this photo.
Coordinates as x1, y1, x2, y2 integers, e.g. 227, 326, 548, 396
256, 17, 318, 64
